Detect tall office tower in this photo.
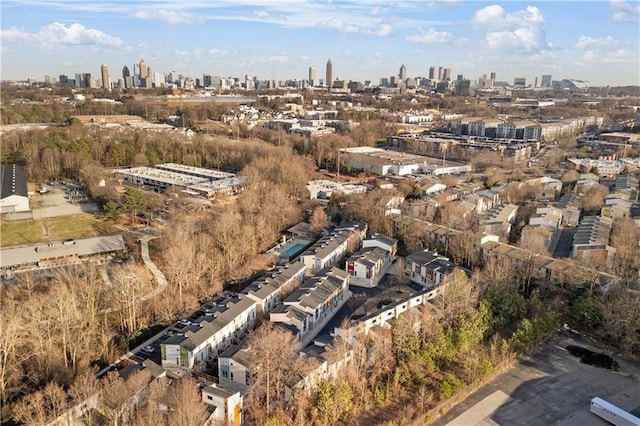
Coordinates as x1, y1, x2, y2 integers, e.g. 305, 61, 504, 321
122, 65, 130, 79
399, 64, 407, 81
482, 74, 487, 86
59, 74, 69, 84
139, 59, 147, 81
490, 71, 496, 87
100, 64, 110, 89
457, 74, 463, 81
309, 67, 318, 86
75, 73, 83, 87
326, 59, 333, 89
83, 73, 92, 88
438, 67, 443, 81
443, 68, 451, 81
514, 77, 526, 87
534, 76, 539, 87
428, 66, 436, 79
203, 74, 213, 87
541, 74, 552, 88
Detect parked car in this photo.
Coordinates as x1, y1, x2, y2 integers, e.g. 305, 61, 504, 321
142, 345, 154, 353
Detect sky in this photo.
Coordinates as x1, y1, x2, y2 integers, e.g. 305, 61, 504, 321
1, 1, 639, 87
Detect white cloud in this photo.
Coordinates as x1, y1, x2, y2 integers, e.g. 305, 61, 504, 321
575, 35, 618, 49
1, 22, 122, 46
319, 18, 393, 36
406, 27, 453, 44
610, 0, 640, 21
129, 10, 197, 25
472, 4, 549, 53
575, 34, 636, 65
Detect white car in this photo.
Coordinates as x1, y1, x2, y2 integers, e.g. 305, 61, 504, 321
142, 345, 154, 353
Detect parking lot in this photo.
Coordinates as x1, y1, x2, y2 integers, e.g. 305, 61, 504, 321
433, 333, 640, 426
31, 182, 99, 219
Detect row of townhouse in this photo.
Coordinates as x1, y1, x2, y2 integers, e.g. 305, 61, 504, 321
270, 266, 350, 344
160, 295, 257, 370
299, 222, 367, 276
241, 261, 307, 319
346, 233, 398, 287
405, 249, 460, 287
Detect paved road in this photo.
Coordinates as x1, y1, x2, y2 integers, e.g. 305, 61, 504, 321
552, 228, 577, 258
433, 333, 640, 426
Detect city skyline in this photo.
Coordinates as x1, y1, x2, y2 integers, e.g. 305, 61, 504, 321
1, 1, 639, 86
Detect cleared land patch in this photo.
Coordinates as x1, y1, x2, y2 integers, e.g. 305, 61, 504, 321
1, 213, 113, 247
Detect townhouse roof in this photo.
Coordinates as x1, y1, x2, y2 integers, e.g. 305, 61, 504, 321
1, 163, 28, 199
242, 261, 306, 300
573, 216, 613, 246
168, 296, 256, 351
531, 207, 562, 224
348, 247, 387, 268
1, 234, 126, 269
406, 249, 450, 267
203, 384, 237, 399
219, 344, 255, 369
272, 304, 309, 323
482, 203, 518, 224
301, 231, 348, 260
284, 266, 348, 310
615, 174, 639, 192
364, 233, 398, 248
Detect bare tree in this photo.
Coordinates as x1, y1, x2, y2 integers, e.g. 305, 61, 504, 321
167, 378, 210, 426
309, 206, 329, 232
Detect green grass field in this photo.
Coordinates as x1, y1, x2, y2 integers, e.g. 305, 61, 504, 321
1, 213, 115, 247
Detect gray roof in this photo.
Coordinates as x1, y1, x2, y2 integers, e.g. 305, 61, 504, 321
1, 164, 28, 199
365, 233, 398, 247
1, 234, 126, 269
169, 297, 256, 351
348, 247, 387, 268
203, 384, 237, 399
284, 266, 348, 310
406, 250, 449, 266
573, 216, 613, 246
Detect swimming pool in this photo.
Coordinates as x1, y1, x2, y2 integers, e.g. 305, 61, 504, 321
282, 243, 306, 258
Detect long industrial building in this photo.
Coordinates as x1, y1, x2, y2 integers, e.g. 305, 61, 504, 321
340, 147, 471, 176
115, 163, 245, 198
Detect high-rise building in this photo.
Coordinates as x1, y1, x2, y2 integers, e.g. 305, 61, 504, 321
75, 73, 83, 87
457, 74, 463, 81
513, 77, 526, 87
139, 59, 147, 81
122, 65, 130, 79
399, 64, 407, 81
443, 68, 451, 81
534, 76, 539, 87
326, 59, 333, 89
59, 74, 69, 85
438, 67, 443, 81
541, 74, 552, 88
490, 72, 496, 87
428, 66, 436, 80
309, 67, 318, 86
101, 64, 110, 89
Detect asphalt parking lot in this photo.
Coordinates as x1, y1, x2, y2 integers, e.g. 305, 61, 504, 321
433, 333, 640, 426
31, 182, 99, 219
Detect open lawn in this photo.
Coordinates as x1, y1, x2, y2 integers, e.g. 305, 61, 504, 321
1, 213, 114, 247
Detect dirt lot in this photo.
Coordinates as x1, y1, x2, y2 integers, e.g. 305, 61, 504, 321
433, 332, 640, 426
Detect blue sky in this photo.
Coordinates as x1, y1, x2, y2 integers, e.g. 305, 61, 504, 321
1, 1, 639, 86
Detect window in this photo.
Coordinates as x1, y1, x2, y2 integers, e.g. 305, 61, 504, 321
222, 371, 228, 378
207, 395, 213, 400
230, 372, 234, 381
